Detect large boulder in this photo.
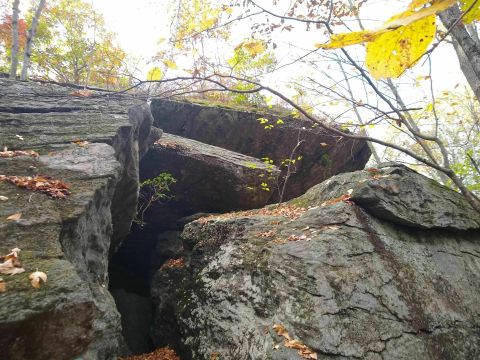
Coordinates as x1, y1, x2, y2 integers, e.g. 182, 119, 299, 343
151, 165, 480, 359
0, 79, 159, 359
150, 99, 371, 200
139, 133, 280, 229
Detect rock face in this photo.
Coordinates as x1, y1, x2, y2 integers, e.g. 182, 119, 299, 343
0, 79, 160, 359
151, 165, 480, 360
140, 133, 280, 229
150, 99, 371, 200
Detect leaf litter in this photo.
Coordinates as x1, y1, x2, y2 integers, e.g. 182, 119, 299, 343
120, 346, 180, 360
273, 324, 317, 359
0, 248, 25, 276
0, 175, 70, 198
0, 147, 39, 159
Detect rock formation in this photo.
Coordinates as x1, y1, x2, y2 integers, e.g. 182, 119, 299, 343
151, 165, 480, 360
0, 79, 160, 359
6, 79, 470, 360
139, 133, 280, 229
150, 99, 371, 200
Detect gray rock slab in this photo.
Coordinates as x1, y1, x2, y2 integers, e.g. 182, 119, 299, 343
150, 99, 371, 200
151, 168, 480, 360
139, 133, 281, 228
294, 164, 480, 230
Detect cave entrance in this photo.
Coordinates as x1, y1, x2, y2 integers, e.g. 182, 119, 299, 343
109, 221, 184, 356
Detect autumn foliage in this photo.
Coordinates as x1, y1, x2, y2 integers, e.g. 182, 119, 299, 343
0, 14, 27, 54
0, 175, 71, 198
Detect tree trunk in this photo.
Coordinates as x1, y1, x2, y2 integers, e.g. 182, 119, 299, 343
20, 0, 46, 81
9, 0, 21, 79
439, 5, 480, 102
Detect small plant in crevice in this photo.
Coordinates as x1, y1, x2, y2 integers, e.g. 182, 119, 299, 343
135, 172, 176, 227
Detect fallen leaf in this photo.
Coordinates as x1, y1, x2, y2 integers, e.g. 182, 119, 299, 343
69, 89, 95, 97
160, 257, 185, 270
73, 140, 90, 147
257, 230, 276, 238
6, 213, 21, 221
287, 234, 300, 241
120, 346, 180, 360
0, 248, 25, 275
0, 175, 70, 198
273, 324, 291, 340
157, 140, 178, 149
321, 194, 351, 207
273, 323, 317, 359
29, 271, 47, 289
198, 204, 307, 223
0, 147, 39, 158
0, 278, 6, 292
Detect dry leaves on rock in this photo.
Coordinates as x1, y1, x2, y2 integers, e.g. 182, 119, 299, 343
69, 89, 95, 97
321, 194, 352, 207
0, 147, 39, 158
273, 324, 317, 359
120, 346, 180, 360
257, 230, 276, 238
200, 204, 307, 223
29, 271, 47, 289
0, 248, 25, 276
157, 140, 178, 149
6, 213, 21, 221
0, 175, 71, 198
72, 140, 90, 147
161, 257, 185, 270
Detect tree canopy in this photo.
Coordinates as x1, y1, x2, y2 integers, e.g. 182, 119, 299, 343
1, 0, 479, 211
0, 0, 131, 88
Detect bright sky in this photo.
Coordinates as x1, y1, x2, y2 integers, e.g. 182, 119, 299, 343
92, 0, 466, 94
93, 0, 171, 60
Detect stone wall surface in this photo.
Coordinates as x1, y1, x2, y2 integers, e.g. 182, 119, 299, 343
151, 165, 480, 360
150, 99, 371, 200
0, 79, 159, 359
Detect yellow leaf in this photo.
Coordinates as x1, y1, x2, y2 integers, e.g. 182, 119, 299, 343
316, 30, 386, 49
365, 15, 436, 79
384, 0, 455, 28
238, 40, 266, 58
461, 0, 480, 23
317, 0, 455, 50
147, 67, 163, 81
163, 60, 178, 70
29, 271, 48, 289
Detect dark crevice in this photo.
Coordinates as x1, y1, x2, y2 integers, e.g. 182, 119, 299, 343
109, 221, 184, 356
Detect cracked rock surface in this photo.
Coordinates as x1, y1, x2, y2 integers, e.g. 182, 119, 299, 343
151, 165, 480, 360
0, 79, 159, 359
150, 99, 371, 201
